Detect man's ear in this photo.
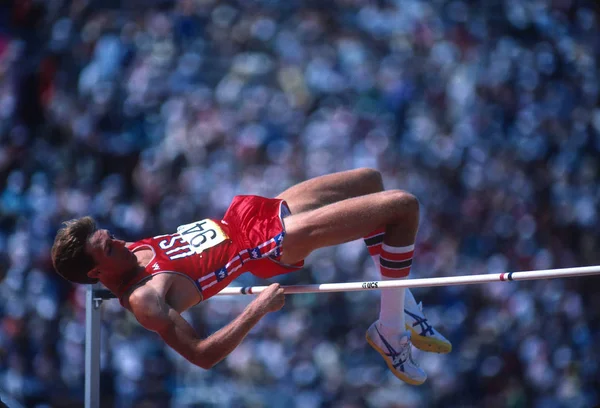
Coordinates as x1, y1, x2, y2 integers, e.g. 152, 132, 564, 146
87, 268, 100, 278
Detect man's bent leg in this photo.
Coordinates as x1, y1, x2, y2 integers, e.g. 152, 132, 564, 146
281, 190, 426, 385
278, 168, 407, 325
277, 168, 421, 335
279, 171, 450, 358
280, 190, 418, 263
280, 190, 418, 328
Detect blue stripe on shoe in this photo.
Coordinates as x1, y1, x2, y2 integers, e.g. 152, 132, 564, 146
404, 309, 434, 336
374, 325, 406, 371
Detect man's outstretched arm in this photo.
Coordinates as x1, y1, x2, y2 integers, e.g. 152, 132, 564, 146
129, 283, 285, 369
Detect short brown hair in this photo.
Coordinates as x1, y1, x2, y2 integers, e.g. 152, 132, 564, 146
51, 216, 99, 284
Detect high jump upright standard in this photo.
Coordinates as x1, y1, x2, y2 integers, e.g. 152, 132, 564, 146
84, 265, 600, 408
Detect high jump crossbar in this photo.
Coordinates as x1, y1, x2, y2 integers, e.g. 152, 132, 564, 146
85, 265, 600, 407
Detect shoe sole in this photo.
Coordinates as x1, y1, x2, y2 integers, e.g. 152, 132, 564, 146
407, 325, 452, 354
365, 333, 426, 386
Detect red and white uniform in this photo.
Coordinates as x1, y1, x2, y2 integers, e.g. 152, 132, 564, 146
115, 195, 304, 303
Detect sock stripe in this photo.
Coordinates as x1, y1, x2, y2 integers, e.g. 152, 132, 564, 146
382, 243, 414, 253
364, 228, 385, 257
380, 258, 413, 270
364, 234, 385, 247
380, 250, 414, 262
381, 269, 411, 278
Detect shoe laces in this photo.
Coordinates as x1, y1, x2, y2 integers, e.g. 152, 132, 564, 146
392, 338, 414, 368
375, 326, 419, 369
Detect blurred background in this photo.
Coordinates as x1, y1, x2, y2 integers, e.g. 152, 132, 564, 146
1, 0, 599, 407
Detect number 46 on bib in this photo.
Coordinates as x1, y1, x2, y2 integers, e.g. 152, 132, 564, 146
177, 219, 229, 255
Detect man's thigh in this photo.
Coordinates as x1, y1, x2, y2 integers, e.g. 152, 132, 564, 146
280, 192, 395, 264
276, 168, 383, 214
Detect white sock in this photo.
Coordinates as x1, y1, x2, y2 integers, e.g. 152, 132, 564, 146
378, 243, 415, 336
380, 276, 405, 335
370, 254, 405, 335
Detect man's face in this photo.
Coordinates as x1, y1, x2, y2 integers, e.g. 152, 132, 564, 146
85, 229, 138, 280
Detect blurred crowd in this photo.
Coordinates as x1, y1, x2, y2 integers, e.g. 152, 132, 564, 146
1, 0, 599, 407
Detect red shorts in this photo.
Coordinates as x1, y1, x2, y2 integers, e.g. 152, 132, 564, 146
201, 195, 304, 299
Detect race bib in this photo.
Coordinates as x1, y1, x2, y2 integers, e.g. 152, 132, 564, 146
176, 219, 229, 255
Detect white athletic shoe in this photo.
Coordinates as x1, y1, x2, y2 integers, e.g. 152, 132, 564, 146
405, 301, 452, 354
366, 321, 427, 386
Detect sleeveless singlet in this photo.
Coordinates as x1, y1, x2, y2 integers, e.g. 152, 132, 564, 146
115, 195, 304, 304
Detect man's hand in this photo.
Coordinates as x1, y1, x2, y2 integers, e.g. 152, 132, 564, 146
253, 283, 285, 314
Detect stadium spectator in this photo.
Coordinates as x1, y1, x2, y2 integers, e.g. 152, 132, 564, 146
0, 0, 599, 406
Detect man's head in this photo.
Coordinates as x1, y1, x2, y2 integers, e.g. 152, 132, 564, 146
52, 217, 138, 284
51, 217, 99, 284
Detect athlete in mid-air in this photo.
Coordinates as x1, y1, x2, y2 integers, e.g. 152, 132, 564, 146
51, 168, 451, 385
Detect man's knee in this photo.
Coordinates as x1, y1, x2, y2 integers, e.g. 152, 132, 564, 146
355, 168, 384, 192
387, 190, 420, 218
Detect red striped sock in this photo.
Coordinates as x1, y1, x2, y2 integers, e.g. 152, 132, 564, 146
364, 227, 385, 257
380, 243, 414, 278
